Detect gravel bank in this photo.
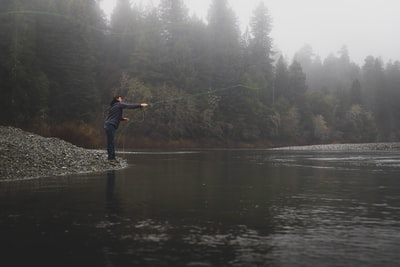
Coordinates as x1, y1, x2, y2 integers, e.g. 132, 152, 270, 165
0, 126, 127, 180
272, 142, 400, 151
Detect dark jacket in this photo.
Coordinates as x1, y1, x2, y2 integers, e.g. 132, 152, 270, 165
104, 102, 141, 129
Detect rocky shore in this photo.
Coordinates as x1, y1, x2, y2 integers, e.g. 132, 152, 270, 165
0, 126, 127, 180
272, 142, 400, 151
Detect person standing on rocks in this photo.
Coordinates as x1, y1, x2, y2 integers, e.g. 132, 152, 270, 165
104, 96, 148, 161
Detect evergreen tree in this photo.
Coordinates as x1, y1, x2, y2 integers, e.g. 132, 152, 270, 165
35, 0, 103, 122
182, 18, 213, 91
361, 56, 389, 140
45, 0, 101, 121
288, 60, 312, 140
0, 0, 49, 124
294, 44, 315, 89
273, 56, 289, 103
287, 61, 307, 105
158, 0, 198, 89
159, 0, 188, 43
349, 79, 362, 105
207, 0, 241, 87
385, 61, 400, 139
245, 2, 273, 103
130, 8, 165, 84
108, 0, 139, 71
248, 2, 273, 86
206, 0, 246, 138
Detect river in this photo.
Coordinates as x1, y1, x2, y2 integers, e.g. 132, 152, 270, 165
1, 149, 400, 266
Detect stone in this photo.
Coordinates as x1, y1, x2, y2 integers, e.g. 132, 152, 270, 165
0, 126, 127, 180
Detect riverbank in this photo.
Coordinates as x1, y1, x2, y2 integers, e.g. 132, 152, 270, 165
2, 126, 400, 180
271, 142, 400, 151
0, 126, 127, 180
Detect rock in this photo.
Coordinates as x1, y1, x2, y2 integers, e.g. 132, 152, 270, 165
0, 126, 128, 180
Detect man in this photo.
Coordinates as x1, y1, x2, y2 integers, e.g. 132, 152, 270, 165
104, 96, 148, 161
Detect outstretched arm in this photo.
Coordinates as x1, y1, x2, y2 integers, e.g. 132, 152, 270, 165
120, 102, 148, 109
121, 103, 148, 122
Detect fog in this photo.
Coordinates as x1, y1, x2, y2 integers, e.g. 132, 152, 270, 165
3, 0, 400, 145
100, 0, 400, 65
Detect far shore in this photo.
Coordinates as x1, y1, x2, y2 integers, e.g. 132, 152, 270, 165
271, 142, 400, 151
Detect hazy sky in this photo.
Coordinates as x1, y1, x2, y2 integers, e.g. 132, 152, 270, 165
100, 0, 400, 65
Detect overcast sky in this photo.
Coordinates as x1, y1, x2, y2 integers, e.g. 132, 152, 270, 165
100, 0, 400, 65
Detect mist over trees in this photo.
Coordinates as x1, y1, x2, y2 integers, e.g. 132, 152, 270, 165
1, 0, 400, 147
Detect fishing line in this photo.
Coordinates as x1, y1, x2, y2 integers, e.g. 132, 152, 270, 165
150, 84, 262, 107
118, 84, 261, 153
122, 83, 262, 122
118, 107, 146, 157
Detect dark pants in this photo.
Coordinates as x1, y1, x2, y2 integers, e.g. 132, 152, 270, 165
104, 123, 116, 160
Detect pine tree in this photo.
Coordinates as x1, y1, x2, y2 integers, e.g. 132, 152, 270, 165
0, 0, 49, 124
158, 0, 198, 89
36, 0, 103, 122
246, 2, 273, 91
109, 0, 139, 71
361, 56, 389, 140
207, 0, 241, 87
287, 61, 307, 105
273, 56, 289, 103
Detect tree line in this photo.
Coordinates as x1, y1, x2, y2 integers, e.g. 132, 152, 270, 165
1, 0, 400, 148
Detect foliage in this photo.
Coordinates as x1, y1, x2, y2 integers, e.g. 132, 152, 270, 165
1, 1, 400, 147
312, 115, 330, 141
342, 105, 377, 142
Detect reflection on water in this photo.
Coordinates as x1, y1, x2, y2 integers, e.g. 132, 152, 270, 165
105, 170, 118, 215
1, 150, 400, 266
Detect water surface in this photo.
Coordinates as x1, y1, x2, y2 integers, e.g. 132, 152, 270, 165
1, 149, 400, 266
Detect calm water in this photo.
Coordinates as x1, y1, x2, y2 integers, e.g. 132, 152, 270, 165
1, 149, 400, 266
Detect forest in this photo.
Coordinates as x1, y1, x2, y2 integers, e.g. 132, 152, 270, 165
1, 0, 400, 148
